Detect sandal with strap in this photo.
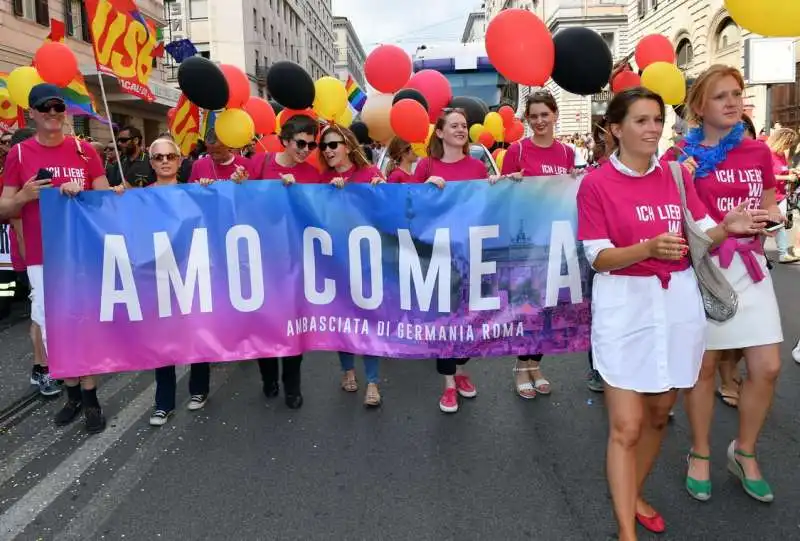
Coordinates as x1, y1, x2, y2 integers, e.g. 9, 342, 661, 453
530, 366, 551, 395
364, 383, 381, 408
716, 386, 739, 408
685, 450, 712, 501
512, 367, 537, 399
341, 372, 358, 393
727, 441, 774, 503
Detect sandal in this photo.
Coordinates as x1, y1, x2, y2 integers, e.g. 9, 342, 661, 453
530, 367, 551, 395
341, 372, 358, 392
512, 365, 537, 399
727, 441, 774, 503
716, 387, 739, 408
685, 450, 712, 501
364, 383, 381, 407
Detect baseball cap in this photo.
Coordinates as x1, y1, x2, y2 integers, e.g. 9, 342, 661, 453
28, 84, 65, 109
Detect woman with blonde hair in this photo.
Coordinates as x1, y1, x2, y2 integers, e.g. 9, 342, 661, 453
318, 123, 385, 407
673, 65, 783, 504
385, 136, 417, 183
766, 127, 799, 263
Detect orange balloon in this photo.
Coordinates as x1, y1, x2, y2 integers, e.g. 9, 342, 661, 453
478, 130, 495, 148
498, 105, 516, 127
34, 42, 78, 88
390, 99, 429, 143
635, 35, 675, 71
256, 133, 283, 153
220, 64, 251, 109
505, 119, 525, 143
244, 97, 276, 135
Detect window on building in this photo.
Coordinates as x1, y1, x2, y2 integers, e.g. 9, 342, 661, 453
277, 0, 281, 17
189, 0, 208, 20
262, 17, 266, 38
195, 42, 211, 60
253, 8, 257, 31
278, 31, 282, 51
716, 18, 741, 51
637, 0, 656, 18
271, 25, 275, 45
676, 38, 694, 70
15, 0, 50, 26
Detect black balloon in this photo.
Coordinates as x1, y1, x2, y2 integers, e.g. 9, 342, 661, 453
178, 56, 229, 110
266, 61, 315, 110
351, 121, 372, 145
392, 88, 429, 112
551, 28, 613, 96
448, 96, 489, 127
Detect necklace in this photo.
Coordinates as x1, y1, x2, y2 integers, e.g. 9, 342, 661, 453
680, 122, 745, 178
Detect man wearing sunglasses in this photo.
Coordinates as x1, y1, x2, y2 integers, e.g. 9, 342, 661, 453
0, 83, 114, 434
108, 125, 153, 188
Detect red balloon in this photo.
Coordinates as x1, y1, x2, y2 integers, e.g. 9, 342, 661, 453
364, 45, 412, 94
278, 108, 317, 128
486, 9, 554, 86
406, 70, 453, 122
220, 64, 251, 109
611, 71, 642, 93
389, 99, 429, 143
498, 105, 516, 127
34, 42, 78, 87
635, 35, 676, 70
505, 119, 525, 143
256, 133, 283, 153
244, 97, 276, 135
478, 130, 495, 148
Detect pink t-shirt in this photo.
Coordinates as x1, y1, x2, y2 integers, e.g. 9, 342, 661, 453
578, 161, 709, 285
320, 164, 384, 184
501, 139, 575, 176
253, 153, 322, 184
663, 138, 776, 224
771, 152, 789, 202
4, 137, 105, 266
387, 167, 414, 183
412, 156, 488, 183
189, 155, 253, 183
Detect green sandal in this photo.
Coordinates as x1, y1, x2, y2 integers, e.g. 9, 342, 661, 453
727, 441, 774, 503
686, 450, 712, 501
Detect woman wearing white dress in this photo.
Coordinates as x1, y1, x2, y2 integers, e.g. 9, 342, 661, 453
676, 65, 784, 504
577, 87, 764, 541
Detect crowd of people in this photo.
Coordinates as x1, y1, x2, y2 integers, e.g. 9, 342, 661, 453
0, 63, 797, 539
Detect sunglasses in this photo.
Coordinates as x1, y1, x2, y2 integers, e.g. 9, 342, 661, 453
117, 137, 131, 143
35, 101, 66, 113
150, 153, 179, 162
292, 139, 317, 151
319, 140, 345, 151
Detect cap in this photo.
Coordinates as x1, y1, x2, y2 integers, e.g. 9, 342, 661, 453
28, 84, 65, 109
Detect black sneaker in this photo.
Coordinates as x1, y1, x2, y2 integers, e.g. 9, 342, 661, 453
30, 367, 46, 385
84, 407, 106, 434
149, 409, 172, 427
263, 382, 279, 399
54, 400, 82, 426
37, 372, 62, 397
285, 392, 304, 410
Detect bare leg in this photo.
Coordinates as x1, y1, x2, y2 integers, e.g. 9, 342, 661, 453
685, 350, 722, 482
636, 391, 678, 515
605, 385, 645, 541
31, 322, 45, 367
717, 349, 741, 405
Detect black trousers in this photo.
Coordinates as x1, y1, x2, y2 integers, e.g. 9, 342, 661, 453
518, 354, 544, 362
154, 363, 210, 412
436, 358, 469, 376
257, 355, 302, 392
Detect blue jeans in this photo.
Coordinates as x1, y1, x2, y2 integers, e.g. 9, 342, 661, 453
339, 352, 380, 384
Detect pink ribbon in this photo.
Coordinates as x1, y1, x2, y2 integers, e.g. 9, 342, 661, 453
710, 237, 765, 283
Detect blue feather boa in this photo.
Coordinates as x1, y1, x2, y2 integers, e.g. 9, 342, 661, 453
678, 122, 745, 179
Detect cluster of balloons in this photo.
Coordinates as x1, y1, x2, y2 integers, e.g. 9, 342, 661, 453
725, 0, 800, 38
618, 34, 686, 105
4, 42, 79, 110
485, 9, 613, 97
469, 105, 524, 148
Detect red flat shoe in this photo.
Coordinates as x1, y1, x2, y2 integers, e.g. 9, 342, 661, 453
636, 511, 666, 534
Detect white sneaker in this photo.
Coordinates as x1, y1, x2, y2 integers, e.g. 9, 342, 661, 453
149, 410, 172, 426
792, 340, 800, 364
188, 395, 208, 411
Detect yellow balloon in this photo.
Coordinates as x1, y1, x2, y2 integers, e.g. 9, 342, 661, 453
361, 93, 394, 143
334, 105, 353, 128
495, 149, 507, 171
215, 108, 255, 149
641, 62, 686, 105
484, 112, 504, 142
313, 76, 348, 120
725, 0, 800, 38
469, 123, 484, 143
8, 66, 43, 110
411, 124, 434, 157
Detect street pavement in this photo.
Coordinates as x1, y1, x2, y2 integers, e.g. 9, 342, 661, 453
1, 262, 800, 540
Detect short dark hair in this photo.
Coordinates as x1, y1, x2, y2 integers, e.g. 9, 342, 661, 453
279, 115, 318, 142
118, 125, 142, 142
604, 87, 665, 147
525, 90, 558, 116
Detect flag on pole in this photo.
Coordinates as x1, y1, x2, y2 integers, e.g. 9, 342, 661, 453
345, 76, 367, 112
169, 94, 201, 155
0, 73, 25, 132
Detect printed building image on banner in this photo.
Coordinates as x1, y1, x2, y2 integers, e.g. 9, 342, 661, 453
40, 178, 591, 378
85, 0, 162, 101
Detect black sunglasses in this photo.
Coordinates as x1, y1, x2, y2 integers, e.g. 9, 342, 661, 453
319, 140, 345, 151
150, 153, 179, 162
35, 101, 66, 114
117, 137, 131, 143
292, 139, 317, 151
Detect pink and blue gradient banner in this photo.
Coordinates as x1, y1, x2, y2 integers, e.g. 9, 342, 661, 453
40, 178, 591, 378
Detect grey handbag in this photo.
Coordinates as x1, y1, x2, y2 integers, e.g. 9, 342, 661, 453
668, 162, 738, 322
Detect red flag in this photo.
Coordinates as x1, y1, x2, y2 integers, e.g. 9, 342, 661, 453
47, 18, 66, 42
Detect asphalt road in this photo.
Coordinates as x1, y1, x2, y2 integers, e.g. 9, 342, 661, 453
1, 262, 799, 541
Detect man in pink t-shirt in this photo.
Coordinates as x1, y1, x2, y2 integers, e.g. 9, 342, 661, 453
252, 114, 321, 185
188, 129, 252, 183
0, 84, 115, 434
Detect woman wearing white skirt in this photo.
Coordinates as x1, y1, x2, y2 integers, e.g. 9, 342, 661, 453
675, 66, 784, 504
578, 88, 764, 541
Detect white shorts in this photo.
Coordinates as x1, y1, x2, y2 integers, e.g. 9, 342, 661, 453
27, 265, 47, 353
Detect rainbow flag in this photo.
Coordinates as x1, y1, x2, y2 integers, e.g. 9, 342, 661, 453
345, 76, 367, 112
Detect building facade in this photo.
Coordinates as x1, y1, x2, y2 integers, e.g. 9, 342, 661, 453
170, 0, 335, 98
0, 0, 178, 144
461, 9, 487, 44
333, 16, 366, 89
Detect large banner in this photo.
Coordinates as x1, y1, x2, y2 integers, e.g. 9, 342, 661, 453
41, 178, 591, 378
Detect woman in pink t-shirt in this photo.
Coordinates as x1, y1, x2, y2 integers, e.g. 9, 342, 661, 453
766, 128, 799, 263
412, 108, 488, 414
317, 124, 384, 407
499, 91, 577, 399
578, 88, 763, 540
188, 129, 251, 184
675, 66, 784, 506
385, 136, 418, 183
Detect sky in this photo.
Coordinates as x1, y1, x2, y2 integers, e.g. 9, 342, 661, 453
331, 0, 482, 54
